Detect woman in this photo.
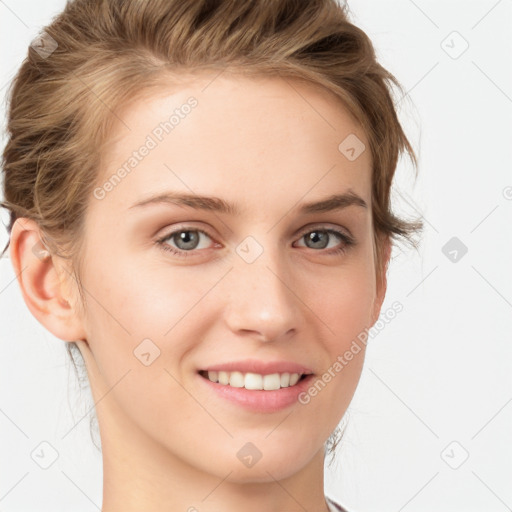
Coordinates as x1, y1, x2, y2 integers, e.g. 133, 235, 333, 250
1, 1, 422, 510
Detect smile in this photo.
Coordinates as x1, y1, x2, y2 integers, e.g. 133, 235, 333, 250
199, 370, 307, 390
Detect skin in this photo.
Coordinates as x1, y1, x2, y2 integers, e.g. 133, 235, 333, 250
10, 71, 390, 512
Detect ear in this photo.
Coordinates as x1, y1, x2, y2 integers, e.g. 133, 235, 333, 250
9, 217, 87, 343
370, 234, 392, 326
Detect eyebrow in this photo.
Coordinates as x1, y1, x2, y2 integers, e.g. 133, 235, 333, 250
128, 190, 368, 215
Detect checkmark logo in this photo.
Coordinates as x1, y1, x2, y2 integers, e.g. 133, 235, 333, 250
441, 31, 469, 60
30, 31, 58, 59
30, 441, 59, 469
440, 440, 469, 469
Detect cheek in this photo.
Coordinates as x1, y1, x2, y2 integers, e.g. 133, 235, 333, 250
79, 247, 230, 389
306, 257, 377, 346
77, 253, 215, 436
78, 253, 179, 368
302, 263, 373, 388
84, 245, 209, 330
299, 252, 376, 397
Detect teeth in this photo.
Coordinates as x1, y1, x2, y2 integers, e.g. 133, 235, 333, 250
289, 373, 300, 386
263, 373, 281, 391
229, 371, 244, 388
245, 372, 263, 390
205, 370, 304, 390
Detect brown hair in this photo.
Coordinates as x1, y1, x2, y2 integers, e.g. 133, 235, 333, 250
1, 0, 422, 455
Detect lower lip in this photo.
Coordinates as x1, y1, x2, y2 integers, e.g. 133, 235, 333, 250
198, 373, 315, 413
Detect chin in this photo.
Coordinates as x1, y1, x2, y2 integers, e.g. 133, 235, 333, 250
204, 441, 319, 484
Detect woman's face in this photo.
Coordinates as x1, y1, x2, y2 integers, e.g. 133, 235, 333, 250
70, 72, 387, 482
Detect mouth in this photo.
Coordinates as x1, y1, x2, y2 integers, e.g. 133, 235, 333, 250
198, 370, 311, 391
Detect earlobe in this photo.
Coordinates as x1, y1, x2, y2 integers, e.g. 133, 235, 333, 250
9, 218, 87, 343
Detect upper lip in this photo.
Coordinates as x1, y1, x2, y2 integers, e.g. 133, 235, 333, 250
200, 359, 314, 375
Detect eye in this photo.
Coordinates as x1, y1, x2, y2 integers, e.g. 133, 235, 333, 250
294, 227, 355, 255
156, 227, 217, 257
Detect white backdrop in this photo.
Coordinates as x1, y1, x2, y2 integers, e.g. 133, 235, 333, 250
1, 1, 511, 511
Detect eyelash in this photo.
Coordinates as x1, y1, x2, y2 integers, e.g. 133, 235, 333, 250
155, 226, 355, 258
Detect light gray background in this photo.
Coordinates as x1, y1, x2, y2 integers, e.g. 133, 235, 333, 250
1, 1, 511, 511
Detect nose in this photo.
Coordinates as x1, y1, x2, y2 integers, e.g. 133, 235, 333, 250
221, 245, 302, 343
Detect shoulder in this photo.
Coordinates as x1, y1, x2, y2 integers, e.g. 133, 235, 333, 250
325, 495, 350, 512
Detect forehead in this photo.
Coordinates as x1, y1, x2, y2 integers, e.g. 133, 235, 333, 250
95, 71, 372, 214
